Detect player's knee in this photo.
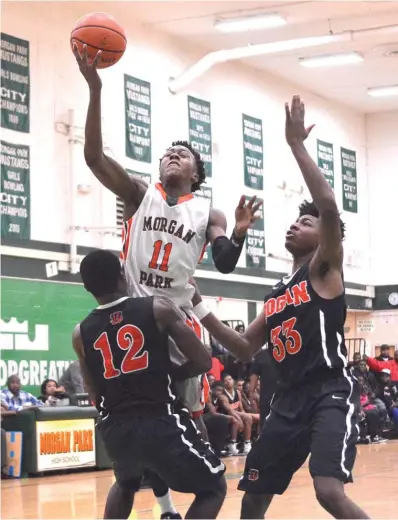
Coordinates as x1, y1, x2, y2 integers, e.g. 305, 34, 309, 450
213, 474, 227, 499
195, 475, 227, 503
243, 413, 253, 426
117, 476, 141, 493
313, 476, 345, 508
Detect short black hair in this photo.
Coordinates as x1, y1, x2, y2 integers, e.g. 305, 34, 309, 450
211, 381, 224, 389
298, 200, 346, 240
80, 249, 122, 297
162, 140, 206, 192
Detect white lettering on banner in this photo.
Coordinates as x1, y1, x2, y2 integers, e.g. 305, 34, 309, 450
36, 419, 96, 472
0, 360, 72, 386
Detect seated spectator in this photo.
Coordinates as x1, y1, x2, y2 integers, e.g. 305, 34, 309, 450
357, 376, 385, 443
0, 375, 43, 411
218, 374, 254, 455
353, 359, 387, 422
59, 360, 85, 395
376, 369, 398, 426
375, 344, 393, 362
365, 351, 398, 382
348, 352, 361, 371
38, 379, 69, 405
203, 382, 239, 457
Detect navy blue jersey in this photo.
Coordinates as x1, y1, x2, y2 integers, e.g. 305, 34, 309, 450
264, 263, 347, 387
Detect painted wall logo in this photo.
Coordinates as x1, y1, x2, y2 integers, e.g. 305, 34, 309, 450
0, 318, 49, 350
0, 318, 72, 389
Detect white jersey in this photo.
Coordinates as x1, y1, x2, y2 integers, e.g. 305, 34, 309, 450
122, 182, 210, 309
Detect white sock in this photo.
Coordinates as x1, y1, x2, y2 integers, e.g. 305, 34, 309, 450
156, 491, 178, 515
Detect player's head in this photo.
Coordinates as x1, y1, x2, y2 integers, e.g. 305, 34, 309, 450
7, 374, 21, 395
285, 200, 346, 257
211, 381, 224, 398
159, 141, 205, 193
223, 374, 234, 389
237, 379, 244, 393
80, 249, 126, 300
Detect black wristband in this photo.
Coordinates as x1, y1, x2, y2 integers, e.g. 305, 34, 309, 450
231, 229, 246, 246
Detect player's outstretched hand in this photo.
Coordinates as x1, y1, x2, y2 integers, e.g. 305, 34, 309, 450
72, 43, 102, 91
285, 94, 315, 147
234, 195, 263, 238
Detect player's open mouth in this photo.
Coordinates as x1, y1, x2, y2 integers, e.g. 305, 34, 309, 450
286, 231, 295, 239
167, 160, 180, 167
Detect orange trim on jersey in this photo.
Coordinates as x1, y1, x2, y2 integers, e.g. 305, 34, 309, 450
185, 314, 202, 340
198, 241, 209, 264
155, 182, 194, 205
121, 217, 134, 261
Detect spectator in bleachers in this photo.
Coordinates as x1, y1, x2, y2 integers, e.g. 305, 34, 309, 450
38, 379, 69, 405
348, 352, 361, 370
364, 351, 398, 382
248, 347, 278, 426
208, 352, 225, 381
207, 373, 216, 386
0, 375, 43, 411
376, 369, 398, 426
353, 359, 387, 421
375, 344, 393, 362
357, 376, 385, 443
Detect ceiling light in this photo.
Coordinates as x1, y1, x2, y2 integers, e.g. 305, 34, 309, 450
299, 52, 364, 68
215, 14, 287, 33
367, 85, 398, 97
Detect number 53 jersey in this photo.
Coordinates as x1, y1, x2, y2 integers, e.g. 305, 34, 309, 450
122, 183, 210, 308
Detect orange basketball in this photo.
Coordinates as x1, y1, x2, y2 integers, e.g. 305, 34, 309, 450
71, 12, 127, 69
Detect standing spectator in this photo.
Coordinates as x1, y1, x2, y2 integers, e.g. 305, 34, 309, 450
1, 375, 43, 411
376, 369, 398, 426
248, 347, 278, 426
59, 360, 85, 395
365, 351, 398, 382
208, 354, 224, 381
38, 379, 69, 405
375, 344, 393, 362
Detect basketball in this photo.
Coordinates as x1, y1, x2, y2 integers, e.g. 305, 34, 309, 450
70, 12, 127, 69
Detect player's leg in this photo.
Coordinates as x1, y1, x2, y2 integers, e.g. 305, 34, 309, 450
143, 469, 181, 519
104, 482, 136, 519
238, 409, 310, 519
309, 376, 370, 519
149, 409, 227, 519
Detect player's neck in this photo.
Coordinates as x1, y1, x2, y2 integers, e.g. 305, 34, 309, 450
291, 253, 313, 273
162, 182, 191, 199
96, 292, 127, 306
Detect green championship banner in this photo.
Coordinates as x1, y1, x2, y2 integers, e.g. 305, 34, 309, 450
243, 114, 264, 190
1, 141, 30, 239
0, 278, 94, 394
341, 147, 358, 213
124, 74, 151, 163
1, 33, 30, 133
317, 139, 334, 189
188, 96, 212, 178
245, 196, 265, 269
195, 186, 213, 264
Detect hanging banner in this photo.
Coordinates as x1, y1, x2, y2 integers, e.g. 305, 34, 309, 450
124, 74, 151, 163
243, 114, 264, 190
126, 169, 151, 184
317, 140, 334, 189
245, 196, 265, 269
341, 147, 358, 213
188, 96, 212, 178
195, 186, 213, 265
1, 33, 30, 133
1, 140, 30, 239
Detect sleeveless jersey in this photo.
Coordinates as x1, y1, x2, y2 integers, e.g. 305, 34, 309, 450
264, 262, 348, 387
79, 296, 174, 416
122, 183, 210, 309
223, 388, 240, 410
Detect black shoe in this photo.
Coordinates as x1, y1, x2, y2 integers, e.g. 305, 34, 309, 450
160, 513, 182, 519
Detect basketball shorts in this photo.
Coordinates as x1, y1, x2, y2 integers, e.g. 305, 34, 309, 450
238, 369, 360, 495
98, 406, 225, 493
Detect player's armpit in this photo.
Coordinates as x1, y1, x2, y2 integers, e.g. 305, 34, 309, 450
71, 325, 96, 403
153, 297, 211, 374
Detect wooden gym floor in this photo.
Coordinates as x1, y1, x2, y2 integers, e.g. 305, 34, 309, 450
2, 441, 398, 519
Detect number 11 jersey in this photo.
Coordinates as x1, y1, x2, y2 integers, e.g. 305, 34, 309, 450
122, 183, 210, 308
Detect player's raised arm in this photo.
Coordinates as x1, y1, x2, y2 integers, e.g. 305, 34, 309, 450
190, 279, 266, 361
285, 95, 343, 270
73, 44, 147, 210
206, 196, 262, 274
153, 297, 212, 375
71, 324, 96, 403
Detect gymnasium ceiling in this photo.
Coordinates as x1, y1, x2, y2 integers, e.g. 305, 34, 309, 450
128, 0, 398, 113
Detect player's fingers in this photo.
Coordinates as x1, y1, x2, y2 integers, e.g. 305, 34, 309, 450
284, 102, 291, 121
300, 101, 305, 119
251, 214, 261, 223
92, 50, 102, 68
237, 195, 246, 209
72, 42, 82, 62
246, 195, 257, 210
292, 94, 300, 114
306, 124, 315, 135
252, 201, 263, 214
82, 44, 88, 63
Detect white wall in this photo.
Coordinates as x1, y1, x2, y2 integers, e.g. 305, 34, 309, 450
1, 2, 370, 283
366, 111, 398, 285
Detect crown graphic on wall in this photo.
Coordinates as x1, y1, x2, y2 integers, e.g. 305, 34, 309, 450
0, 318, 49, 351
